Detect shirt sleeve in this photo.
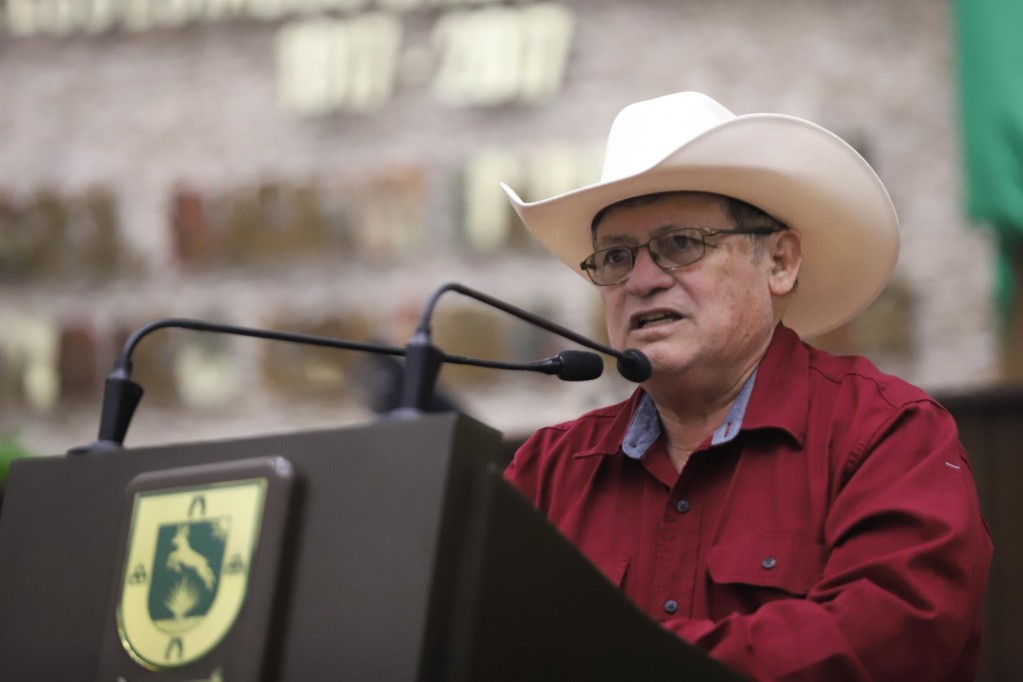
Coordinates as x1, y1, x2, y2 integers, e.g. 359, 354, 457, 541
503, 425, 557, 511
662, 400, 992, 682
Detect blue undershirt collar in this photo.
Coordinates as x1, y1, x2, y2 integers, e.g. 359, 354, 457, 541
621, 368, 759, 460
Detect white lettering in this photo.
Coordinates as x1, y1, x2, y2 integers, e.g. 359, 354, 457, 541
149, 0, 205, 28
377, 0, 421, 12
4, 0, 40, 36
1, 0, 552, 36
245, 0, 287, 21
277, 20, 337, 115
516, 3, 574, 101
433, 8, 512, 106
342, 13, 403, 110
123, 0, 155, 31
82, 0, 124, 34
423, 0, 501, 7
3, 0, 153, 35
432, 4, 573, 106
0, 0, 575, 111
202, 0, 248, 20
292, 0, 371, 13
319, 0, 371, 11
288, 0, 318, 14
275, 13, 403, 115
35, 0, 84, 35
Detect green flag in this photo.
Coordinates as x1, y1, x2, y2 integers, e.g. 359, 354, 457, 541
954, 0, 1023, 320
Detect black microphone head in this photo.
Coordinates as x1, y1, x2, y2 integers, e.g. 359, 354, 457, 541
556, 350, 604, 381
617, 348, 652, 382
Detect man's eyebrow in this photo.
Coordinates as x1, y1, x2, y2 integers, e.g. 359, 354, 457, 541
594, 233, 635, 247
594, 223, 690, 246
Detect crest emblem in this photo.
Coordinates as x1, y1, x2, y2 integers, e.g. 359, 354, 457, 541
117, 479, 267, 670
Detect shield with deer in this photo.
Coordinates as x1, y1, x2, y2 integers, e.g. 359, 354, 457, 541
117, 479, 266, 671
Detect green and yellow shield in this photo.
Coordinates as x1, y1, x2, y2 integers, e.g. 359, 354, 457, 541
117, 478, 266, 670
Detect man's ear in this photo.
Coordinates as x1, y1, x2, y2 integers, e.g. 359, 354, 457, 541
768, 230, 802, 297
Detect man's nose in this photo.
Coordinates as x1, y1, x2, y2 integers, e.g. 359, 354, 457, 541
626, 246, 673, 294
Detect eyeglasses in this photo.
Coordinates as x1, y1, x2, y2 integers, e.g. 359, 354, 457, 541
579, 226, 786, 286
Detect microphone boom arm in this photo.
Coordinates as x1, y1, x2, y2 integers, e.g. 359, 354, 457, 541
398, 282, 651, 412
70, 316, 602, 454
414, 283, 600, 353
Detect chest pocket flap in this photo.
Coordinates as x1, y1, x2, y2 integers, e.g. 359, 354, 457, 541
706, 534, 826, 596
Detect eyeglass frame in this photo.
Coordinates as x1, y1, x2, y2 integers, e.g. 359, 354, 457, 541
579, 225, 788, 286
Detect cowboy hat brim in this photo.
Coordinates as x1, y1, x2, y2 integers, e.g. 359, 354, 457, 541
502, 111, 899, 339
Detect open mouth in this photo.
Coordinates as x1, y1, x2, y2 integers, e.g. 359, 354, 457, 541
633, 311, 682, 329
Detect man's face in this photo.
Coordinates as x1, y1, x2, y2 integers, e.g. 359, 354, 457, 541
594, 193, 786, 384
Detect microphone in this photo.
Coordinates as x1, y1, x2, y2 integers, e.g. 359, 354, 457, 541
67, 317, 604, 454
398, 282, 651, 412
530, 350, 605, 381
616, 348, 653, 383
445, 348, 602, 381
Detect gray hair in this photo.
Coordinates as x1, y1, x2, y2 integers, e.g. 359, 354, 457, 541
590, 191, 788, 246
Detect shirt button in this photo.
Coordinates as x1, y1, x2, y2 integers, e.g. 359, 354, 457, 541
664, 599, 679, 614
675, 499, 690, 514
762, 556, 777, 570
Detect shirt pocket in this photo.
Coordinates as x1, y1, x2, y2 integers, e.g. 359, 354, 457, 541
588, 554, 629, 587
706, 533, 826, 597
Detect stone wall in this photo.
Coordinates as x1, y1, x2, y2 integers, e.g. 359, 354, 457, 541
0, 0, 998, 455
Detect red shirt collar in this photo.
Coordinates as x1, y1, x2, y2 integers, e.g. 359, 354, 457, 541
578, 323, 808, 459
742, 323, 809, 446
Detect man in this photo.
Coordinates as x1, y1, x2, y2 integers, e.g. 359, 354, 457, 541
500, 92, 992, 681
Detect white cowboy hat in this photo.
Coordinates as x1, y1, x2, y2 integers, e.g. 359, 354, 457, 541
501, 91, 899, 338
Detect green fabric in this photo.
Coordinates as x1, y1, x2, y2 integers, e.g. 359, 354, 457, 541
0, 433, 32, 488
953, 0, 1023, 322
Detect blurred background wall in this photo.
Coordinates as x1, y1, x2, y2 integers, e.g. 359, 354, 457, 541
3, 1, 1022, 679
0, 0, 1001, 454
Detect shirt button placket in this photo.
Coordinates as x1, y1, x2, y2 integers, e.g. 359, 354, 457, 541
660, 499, 689, 618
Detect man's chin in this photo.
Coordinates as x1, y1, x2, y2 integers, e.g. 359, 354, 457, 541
636, 347, 698, 380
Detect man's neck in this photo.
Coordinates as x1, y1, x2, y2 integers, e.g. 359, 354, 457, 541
645, 339, 769, 472
652, 371, 754, 471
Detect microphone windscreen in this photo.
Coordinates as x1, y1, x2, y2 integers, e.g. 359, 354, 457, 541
556, 350, 604, 381
617, 348, 652, 382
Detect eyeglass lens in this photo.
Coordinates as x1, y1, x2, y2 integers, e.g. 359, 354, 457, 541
588, 228, 707, 284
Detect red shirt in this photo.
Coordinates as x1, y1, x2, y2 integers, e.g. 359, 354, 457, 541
505, 324, 991, 681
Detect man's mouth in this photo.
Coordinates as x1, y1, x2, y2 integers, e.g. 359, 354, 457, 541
633, 311, 682, 329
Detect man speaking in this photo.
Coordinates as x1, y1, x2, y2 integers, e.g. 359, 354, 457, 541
502, 92, 992, 681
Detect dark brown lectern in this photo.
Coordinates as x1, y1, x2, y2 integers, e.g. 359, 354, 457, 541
0, 412, 742, 681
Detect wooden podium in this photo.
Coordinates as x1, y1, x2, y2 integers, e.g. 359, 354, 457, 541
0, 412, 742, 681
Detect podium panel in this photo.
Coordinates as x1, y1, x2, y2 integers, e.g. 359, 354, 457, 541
0, 413, 741, 681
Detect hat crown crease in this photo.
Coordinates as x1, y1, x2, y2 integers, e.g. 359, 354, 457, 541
601, 92, 736, 182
